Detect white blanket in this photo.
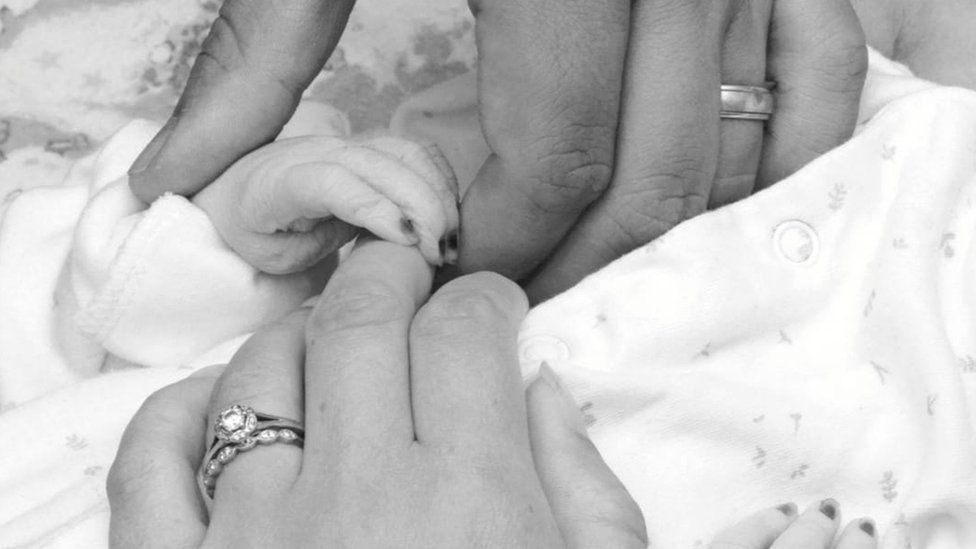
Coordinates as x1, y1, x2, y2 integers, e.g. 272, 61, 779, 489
1, 51, 975, 548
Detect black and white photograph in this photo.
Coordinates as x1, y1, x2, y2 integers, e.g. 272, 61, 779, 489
1, 0, 975, 547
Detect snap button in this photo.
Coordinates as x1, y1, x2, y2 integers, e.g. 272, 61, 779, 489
521, 335, 570, 364
773, 220, 819, 264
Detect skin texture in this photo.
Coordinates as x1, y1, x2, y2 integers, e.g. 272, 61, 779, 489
108, 240, 647, 549
108, 240, 876, 548
710, 501, 877, 549
193, 134, 459, 274
520, 0, 867, 301
127, 0, 868, 303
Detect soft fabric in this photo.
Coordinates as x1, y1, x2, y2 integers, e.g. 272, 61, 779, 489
516, 52, 976, 547
1, 51, 975, 549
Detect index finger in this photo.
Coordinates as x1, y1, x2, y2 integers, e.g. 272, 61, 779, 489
128, 0, 356, 202
458, 0, 631, 279
301, 240, 433, 477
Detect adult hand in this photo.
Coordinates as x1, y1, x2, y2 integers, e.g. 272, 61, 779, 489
127, 0, 356, 201
128, 0, 867, 302
468, 0, 869, 301
107, 240, 647, 548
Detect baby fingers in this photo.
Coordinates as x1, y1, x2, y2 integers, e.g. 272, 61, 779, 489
710, 503, 797, 549
835, 518, 878, 549
195, 135, 459, 274
322, 139, 457, 264
358, 135, 459, 262
711, 500, 877, 549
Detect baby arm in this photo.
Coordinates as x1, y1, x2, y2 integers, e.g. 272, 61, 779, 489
193, 134, 459, 274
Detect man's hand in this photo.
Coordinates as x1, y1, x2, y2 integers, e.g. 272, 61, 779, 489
128, 0, 356, 202
463, 0, 867, 301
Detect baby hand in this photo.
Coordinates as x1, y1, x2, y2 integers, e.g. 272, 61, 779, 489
194, 135, 459, 274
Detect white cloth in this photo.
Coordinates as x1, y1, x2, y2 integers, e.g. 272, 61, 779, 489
1, 51, 975, 548
518, 51, 976, 547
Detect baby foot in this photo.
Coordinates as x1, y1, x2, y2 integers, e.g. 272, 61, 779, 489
194, 134, 459, 274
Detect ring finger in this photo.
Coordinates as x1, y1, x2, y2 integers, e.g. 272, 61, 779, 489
204, 309, 309, 524
710, 0, 774, 208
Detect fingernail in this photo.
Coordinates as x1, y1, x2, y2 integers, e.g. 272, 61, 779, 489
776, 503, 797, 517
439, 229, 459, 265
129, 118, 176, 176
858, 518, 876, 537
400, 217, 420, 244
538, 362, 587, 434
819, 498, 839, 520
401, 217, 416, 235
188, 363, 226, 379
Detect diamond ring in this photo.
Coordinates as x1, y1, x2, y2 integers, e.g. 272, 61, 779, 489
197, 404, 305, 509
720, 83, 775, 121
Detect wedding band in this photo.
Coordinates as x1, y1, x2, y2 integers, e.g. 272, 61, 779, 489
197, 404, 305, 508
720, 84, 775, 121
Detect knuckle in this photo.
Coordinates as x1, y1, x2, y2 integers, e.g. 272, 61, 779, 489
609, 176, 708, 248
805, 17, 869, 91
520, 140, 614, 214
195, 14, 246, 78
310, 280, 407, 334
414, 273, 524, 334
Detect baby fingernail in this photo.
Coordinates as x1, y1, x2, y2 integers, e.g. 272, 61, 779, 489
439, 229, 459, 265
858, 518, 876, 537
775, 503, 797, 516
819, 499, 839, 520
400, 217, 416, 235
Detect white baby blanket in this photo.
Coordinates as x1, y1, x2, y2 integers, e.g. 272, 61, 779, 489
1, 51, 975, 548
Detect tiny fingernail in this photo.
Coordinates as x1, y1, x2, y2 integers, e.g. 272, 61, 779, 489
776, 503, 797, 516
400, 217, 416, 235
129, 118, 176, 176
819, 499, 839, 520
439, 229, 459, 265
859, 518, 876, 537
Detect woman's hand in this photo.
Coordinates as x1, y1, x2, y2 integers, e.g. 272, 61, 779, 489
107, 240, 646, 548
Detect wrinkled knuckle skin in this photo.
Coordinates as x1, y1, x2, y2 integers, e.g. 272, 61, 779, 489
808, 18, 869, 93
610, 175, 708, 249
519, 138, 614, 214
310, 281, 407, 335
193, 14, 245, 80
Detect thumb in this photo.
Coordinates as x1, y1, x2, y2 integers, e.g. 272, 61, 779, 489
107, 367, 223, 548
526, 364, 648, 549
128, 0, 355, 203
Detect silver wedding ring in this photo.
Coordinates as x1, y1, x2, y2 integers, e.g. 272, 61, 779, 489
197, 404, 305, 509
720, 83, 775, 121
